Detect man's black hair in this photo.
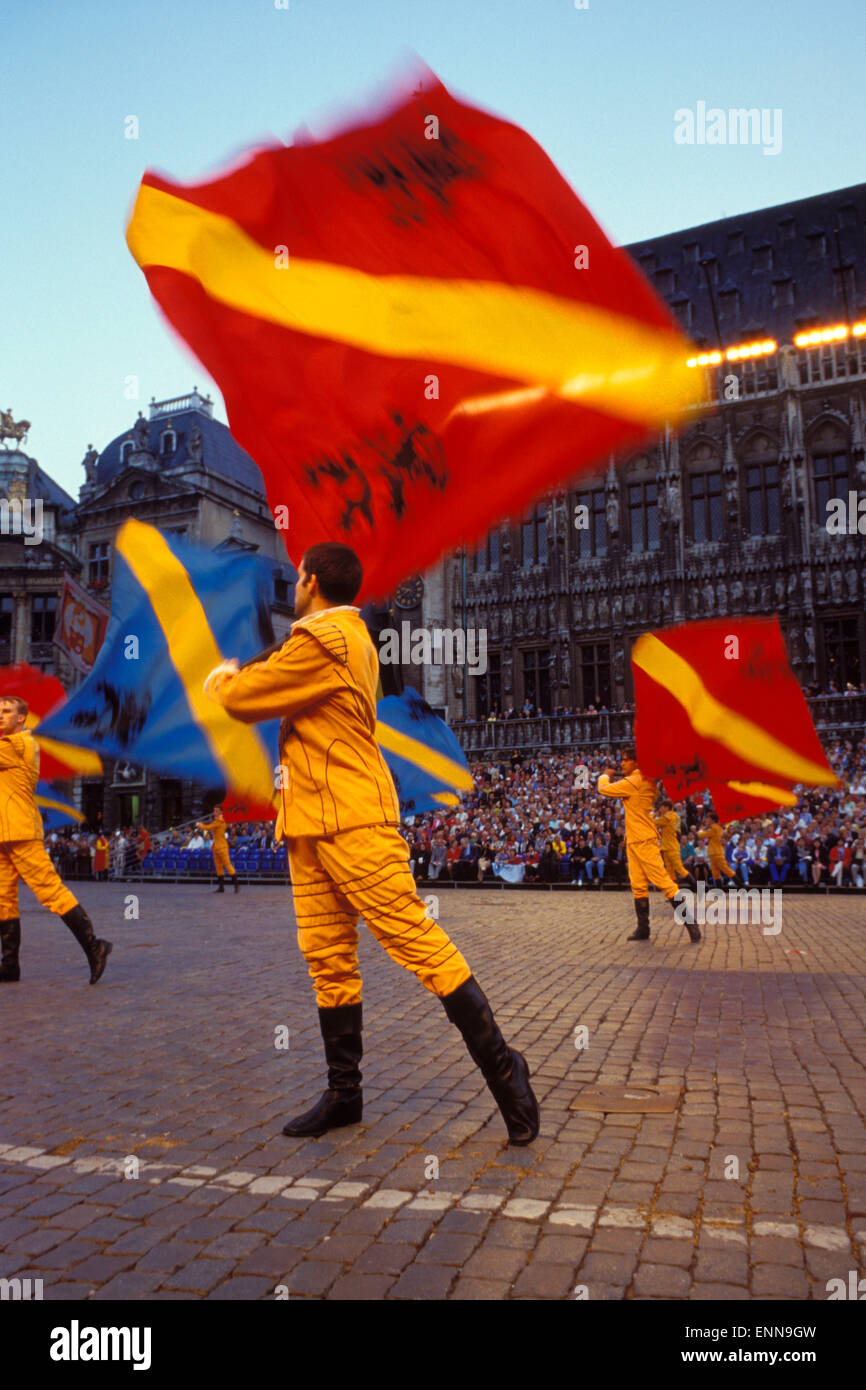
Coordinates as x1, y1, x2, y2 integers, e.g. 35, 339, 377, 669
622, 746, 637, 761
301, 542, 363, 605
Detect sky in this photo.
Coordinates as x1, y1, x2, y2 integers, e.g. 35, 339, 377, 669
2, 0, 864, 500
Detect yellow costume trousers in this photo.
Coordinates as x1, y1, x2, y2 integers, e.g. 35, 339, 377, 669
662, 847, 687, 879
709, 853, 735, 880
0, 840, 78, 918
288, 824, 471, 1008
627, 840, 679, 901
213, 843, 236, 877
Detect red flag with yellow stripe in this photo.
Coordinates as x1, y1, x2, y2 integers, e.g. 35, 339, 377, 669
632, 617, 837, 821
126, 63, 702, 602
0, 663, 102, 780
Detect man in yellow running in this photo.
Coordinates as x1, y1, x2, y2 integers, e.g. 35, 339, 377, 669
0, 694, 112, 984
196, 805, 239, 893
598, 748, 700, 943
698, 813, 738, 887
654, 798, 697, 889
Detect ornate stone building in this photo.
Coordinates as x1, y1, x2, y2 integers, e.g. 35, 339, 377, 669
422, 182, 866, 733
0, 444, 80, 683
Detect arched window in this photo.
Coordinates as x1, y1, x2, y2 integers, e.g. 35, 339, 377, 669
808, 420, 850, 521
740, 431, 781, 536
160, 429, 177, 457
119, 440, 133, 465
686, 443, 723, 542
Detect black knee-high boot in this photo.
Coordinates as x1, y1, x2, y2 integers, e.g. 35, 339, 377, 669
282, 1002, 363, 1137
0, 917, 21, 982
628, 896, 650, 940
441, 976, 539, 1145
60, 904, 113, 983
671, 892, 701, 942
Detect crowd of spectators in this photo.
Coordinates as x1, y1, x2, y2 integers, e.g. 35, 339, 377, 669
42, 735, 865, 890
400, 737, 866, 889
466, 683, 865, 726
45, 820, 280, 879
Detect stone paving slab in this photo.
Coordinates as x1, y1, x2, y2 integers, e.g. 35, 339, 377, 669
1, 883, 865, 1301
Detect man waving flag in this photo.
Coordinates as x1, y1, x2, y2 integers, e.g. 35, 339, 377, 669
126, 62, 702, 601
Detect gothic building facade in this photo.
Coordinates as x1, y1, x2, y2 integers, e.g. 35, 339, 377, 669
420, 182, 866, 731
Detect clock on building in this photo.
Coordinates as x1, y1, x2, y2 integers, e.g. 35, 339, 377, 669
394, 575, 424, 609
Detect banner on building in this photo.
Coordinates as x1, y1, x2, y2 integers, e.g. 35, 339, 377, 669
54, 574, 110, 674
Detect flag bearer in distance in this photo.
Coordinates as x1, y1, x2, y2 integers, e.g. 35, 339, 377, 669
598, 747, 700, 944
0, 695, 112, 984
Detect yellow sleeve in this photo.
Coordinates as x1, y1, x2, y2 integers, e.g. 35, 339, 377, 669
598, 774, 636, 799
697, 829, 709, 840
207, 631, 344, 724
198, 819, 216, 832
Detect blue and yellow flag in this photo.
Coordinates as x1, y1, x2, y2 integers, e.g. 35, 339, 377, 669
36, 782, 85, 829
375, 688, 473, 817
36, 520, 280, 808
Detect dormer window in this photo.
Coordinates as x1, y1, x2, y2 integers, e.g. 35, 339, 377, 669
120, 441, 133, 465
160, 428, 177, 457
751, 244, 773, 273
653, 268, 676, 296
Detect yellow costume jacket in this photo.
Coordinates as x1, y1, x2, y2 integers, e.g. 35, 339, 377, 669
698, 824, 726, 854
654, 810, 681, 852
207, 606, 400, 840
0, 730, 44, 842
597, 769, 657, 845
198, 816, 228, 847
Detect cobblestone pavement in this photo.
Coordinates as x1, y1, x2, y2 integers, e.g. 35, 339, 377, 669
1, 883, 865, 1301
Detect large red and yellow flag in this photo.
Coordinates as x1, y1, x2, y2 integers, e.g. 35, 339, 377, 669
632, 617, 837, 822
0, 663, 102, 780
126, 64, 702, 601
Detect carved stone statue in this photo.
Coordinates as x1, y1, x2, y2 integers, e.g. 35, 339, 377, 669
815, 568, 827, 600
702, 580, 714, 614
667, 477, 681, 523
585, 594, 596, 626
746, 578, 758, 607
830, 569, 843, 602
598, 593, 609, 626
805, 625, 815, 662
624, 588, 635, 620
789, 626, 803, 663
187, 421, 203, 462
606, 491, 619, 536
614, 646, 625, 685
846, 567, 858, 601
688, 584, 700, 616
774, 574, 785, 604
716, 580, 727, 610
490, 610, 500, 642
132, 413, 149, 450
81, 444, 99, 482
760, 578, 771, 608
612, 593, 623, 625
527, 602, 537, 634
731, 578, 744, 607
